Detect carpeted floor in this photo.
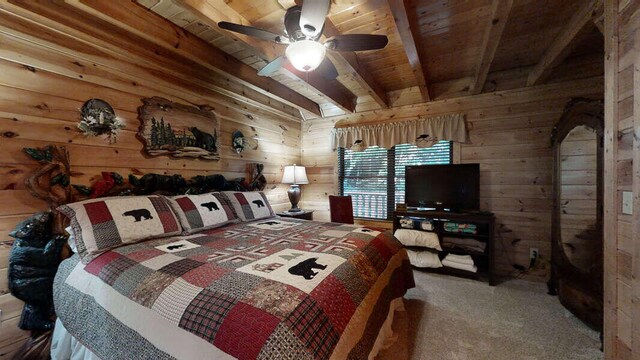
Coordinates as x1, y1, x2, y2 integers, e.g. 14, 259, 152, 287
378, 270, 603, 360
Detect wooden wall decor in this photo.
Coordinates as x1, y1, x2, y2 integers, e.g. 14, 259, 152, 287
21, 144, 268, 203
22, 146, 71, 235
137, 97, 220, 160
231, 130, 258, 155
78, 98, 124, 144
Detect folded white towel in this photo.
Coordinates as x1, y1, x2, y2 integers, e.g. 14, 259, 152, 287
394, 229, 442, 250
406, 249, 442, 269
442, 259, 478, 273
443, 253, 474, 266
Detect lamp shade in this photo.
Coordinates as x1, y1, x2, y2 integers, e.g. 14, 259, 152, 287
285, 40, 326, 72
282, 165, 309, 185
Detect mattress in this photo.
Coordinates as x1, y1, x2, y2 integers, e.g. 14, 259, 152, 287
52, 217, 414, 359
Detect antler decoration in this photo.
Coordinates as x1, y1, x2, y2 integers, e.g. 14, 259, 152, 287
23, 145, 71, 233
247, 163, 267, 191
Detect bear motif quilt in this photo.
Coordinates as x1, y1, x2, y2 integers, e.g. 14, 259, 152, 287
53, 218, 414, 360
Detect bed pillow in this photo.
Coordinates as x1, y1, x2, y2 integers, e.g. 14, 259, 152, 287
394, 229, 442, 251
406, 249, 443, 268
221, 191, 275, 221
57, 195, 182, 264
168, 192, 239, 234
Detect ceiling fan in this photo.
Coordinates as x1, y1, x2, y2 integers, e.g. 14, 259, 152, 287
217, 0, 389, 80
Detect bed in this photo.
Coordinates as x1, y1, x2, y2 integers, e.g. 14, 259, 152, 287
50, 214, 414, 359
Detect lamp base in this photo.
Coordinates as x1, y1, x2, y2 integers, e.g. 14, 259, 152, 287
287, 184, 302, 212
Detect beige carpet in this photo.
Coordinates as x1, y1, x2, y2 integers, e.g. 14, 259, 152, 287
378, 270, 603, 360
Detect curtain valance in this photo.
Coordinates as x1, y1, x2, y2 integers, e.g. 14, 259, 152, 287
331, 113, 467, 150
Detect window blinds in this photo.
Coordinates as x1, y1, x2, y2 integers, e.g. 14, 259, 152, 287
338, 141, 452, 220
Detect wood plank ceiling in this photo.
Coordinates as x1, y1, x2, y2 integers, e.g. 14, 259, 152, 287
137, 0, 604, 118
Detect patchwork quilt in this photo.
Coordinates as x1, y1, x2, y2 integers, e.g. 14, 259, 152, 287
53, 218, 414, 360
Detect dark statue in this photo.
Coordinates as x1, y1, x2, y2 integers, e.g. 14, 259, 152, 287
8, 212, 65, 331
188, 174, 247, 194
128, 174, 188, 195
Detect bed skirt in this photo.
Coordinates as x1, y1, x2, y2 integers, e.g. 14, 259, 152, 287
50, 298, 406, 360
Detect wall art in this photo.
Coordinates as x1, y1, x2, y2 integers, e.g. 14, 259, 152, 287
137, 97, 220, 160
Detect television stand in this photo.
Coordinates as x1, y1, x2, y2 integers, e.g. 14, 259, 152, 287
393, 209, 496, 285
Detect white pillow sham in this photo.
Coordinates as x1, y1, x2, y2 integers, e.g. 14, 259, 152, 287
394, 229, 442, 251
407, 249, 442, 268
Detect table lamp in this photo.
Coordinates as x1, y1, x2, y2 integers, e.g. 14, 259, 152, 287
282, 164, 309, 212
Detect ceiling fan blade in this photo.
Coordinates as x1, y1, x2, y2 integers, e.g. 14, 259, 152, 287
299, 0, 330, 38
325, 34, 389, 51
218, 22, 289, 44
257, 56, 286, 77
316, 57, 339, 80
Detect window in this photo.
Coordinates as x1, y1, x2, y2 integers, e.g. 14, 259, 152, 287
338, 141, 452, 220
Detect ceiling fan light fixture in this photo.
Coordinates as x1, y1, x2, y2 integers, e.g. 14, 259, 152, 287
285, 40, 326, 72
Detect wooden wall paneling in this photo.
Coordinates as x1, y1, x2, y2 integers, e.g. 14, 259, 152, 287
631, 19, 640, 357
601, 0, 640, 357
2, 0, 320, 117
301, 78, 603, 281
527, 0, 603, 86
0, 5, 304, 123
330, 78, 603, 127
0, 1, 303, 354
69, 0, 323, 115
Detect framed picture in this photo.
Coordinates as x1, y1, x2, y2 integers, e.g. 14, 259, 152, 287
137, 97, 220, 160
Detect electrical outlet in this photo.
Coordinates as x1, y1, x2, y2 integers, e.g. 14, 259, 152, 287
622, 191, 633, 215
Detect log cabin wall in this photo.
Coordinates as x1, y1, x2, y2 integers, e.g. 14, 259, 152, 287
0, 2, 301, 356
301, 77, 604, 283
604, 1, 640, 358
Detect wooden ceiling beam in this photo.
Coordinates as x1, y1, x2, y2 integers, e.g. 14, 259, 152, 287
469, 0, 514, 95
387, 0, 430, 102
323, 20, 389, 109
62, 0, 322, 117
592, 2, 605, 35
176, 0, 357, 114
526, 0, 603, 87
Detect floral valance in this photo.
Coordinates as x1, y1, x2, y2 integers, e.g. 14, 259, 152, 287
331, 113, 467, 151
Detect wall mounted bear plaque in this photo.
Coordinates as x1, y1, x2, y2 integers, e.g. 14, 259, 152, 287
137, 97, 220, 160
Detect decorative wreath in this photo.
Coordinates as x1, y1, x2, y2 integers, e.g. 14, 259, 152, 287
78, 99, 124, 143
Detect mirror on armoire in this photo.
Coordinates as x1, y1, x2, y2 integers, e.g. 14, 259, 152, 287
548, 98, 604, 331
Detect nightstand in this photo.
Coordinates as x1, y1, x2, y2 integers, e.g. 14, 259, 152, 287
277, 210, 314, 220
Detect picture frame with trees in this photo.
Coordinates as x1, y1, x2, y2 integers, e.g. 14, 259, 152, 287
137, 97, 220, 160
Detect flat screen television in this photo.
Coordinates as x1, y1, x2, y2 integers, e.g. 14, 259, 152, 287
405, 163, 480, 211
